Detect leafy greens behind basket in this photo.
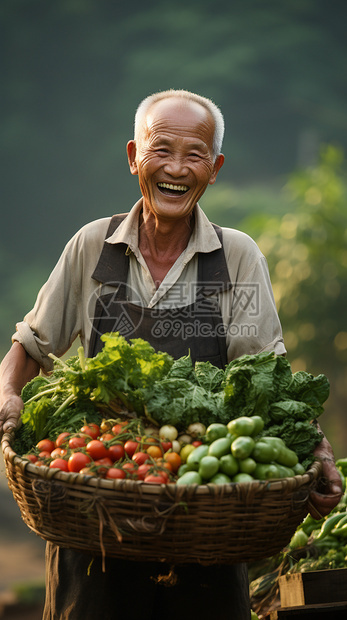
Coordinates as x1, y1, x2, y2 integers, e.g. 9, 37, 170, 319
15, 332, 328, 464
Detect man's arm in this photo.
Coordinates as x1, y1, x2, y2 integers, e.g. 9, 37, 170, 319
0, 342, 40, 434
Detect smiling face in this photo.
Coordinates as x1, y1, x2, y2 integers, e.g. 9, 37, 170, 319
127, 97, 224, 222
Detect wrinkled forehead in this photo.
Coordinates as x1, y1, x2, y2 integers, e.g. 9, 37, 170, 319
142, 97, 215, 144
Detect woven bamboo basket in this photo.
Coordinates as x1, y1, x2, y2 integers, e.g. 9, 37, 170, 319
2, 432, 321, 566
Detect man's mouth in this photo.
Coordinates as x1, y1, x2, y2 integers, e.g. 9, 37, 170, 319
157, 182, 189, 196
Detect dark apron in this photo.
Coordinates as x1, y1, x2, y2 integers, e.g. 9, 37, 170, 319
43, 214, 251, 620
87, 214, 230, 367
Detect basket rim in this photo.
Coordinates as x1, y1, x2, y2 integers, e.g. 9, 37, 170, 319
1, 431, 322, 496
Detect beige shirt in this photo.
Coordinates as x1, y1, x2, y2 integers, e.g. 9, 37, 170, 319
13, 199, 286, 371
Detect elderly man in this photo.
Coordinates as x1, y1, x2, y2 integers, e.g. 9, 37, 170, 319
0, 90, 342, 619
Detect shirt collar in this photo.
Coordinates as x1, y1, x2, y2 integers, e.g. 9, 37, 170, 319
105, 198, 222, 255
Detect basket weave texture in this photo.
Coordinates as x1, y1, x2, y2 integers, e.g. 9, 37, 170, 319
2, 432, 321, 566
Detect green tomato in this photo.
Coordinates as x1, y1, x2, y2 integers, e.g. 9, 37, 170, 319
176, 471, 202, 485
186, 443, 209, 469
218, 453, 239, 477
239, 457, 257, 475
232, 473, 254, 483
250, 415, 264, 436
177, 464, 190, 477
208, 472, 232, 485
208, 435, 232, 459
276, 445, 298, 468
205, 423, 228, 443
252, 441, 278, 463
253, 463, 280, 480
292, 462, 306, 475
198, 455, 220, 480
227, 416, 255, 437
275, 464, 295, 478
231, 436, 255, 460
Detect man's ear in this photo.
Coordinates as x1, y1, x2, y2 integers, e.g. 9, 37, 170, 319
209, 154, 225, 185
127, 140, 138, 175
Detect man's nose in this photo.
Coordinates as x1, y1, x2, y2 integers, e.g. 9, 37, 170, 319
163, 156, 189, 177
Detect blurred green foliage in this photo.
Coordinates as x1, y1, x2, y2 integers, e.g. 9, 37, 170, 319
205, 146, 347, 456
1, 0, 347, 453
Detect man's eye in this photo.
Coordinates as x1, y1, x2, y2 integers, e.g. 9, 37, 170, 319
156, 148, 169, 154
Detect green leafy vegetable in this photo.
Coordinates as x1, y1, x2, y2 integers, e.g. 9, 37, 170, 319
222, 352, 293, 422
268, 400, 318, 423
284, 371, 330, 411
143, 378, 230, 428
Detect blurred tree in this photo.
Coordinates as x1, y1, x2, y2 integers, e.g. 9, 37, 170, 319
242, 145, 347, 456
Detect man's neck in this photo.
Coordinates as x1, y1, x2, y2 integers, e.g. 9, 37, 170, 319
138, 208, 195, 286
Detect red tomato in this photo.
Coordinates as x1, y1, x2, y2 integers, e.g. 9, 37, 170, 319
56, 432, 71, 447
112, 422, 128, 435
192, 440, 203, 447
94, 457, 113, 475
108, 443, 125, 462
38, 450, 51, 459
137, 463, 152, 480
50, 447, 68, 459
132, 451, 150, 466
80, 423, 100, 440
158, 461, 173, 473
50, 458, 69, 472
23, 453, 38, 464
79, 467, 93, 476
36, 439, 55, 453
69, 435, 87, 449
124, 440, 139, 458
144, 473, 168, 484
68, 452, 91, 473
100, 433, 115, 443
86, 439, 109, 460
106, 467, 126, 480
122, 462, 138, 476
161, 441, 172, 453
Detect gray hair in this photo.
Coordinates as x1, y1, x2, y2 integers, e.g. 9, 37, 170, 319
134, 89, 225, 161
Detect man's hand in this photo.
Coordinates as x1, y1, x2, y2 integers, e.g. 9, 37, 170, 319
0, 342, 40, 437
308, 433, 343, 520
0, 393, 24, 435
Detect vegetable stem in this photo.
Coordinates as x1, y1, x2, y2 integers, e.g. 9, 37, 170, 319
24, 384, 61, 404
48, 353, 71, 370
48, 353, 79, 374
52, 393, 76, 417
78, 346, 86, 371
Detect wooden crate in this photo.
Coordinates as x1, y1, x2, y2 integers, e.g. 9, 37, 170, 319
278, 569, 347, 607
268, 602, 347, 619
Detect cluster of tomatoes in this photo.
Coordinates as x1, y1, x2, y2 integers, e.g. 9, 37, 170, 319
23, 419, 185, 484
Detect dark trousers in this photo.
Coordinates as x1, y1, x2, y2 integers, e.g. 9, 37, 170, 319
43, 542, 251, 620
